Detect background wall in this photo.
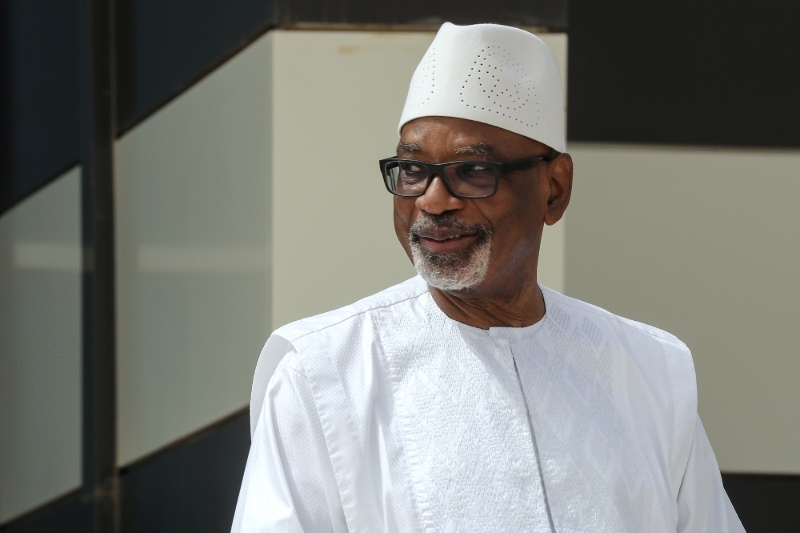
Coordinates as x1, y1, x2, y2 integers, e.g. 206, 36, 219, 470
566, 144, 800, 474
0, 25, 567, 531
563, 2, 800, 526
115, 32, 272, 467
1, 0, 798, 530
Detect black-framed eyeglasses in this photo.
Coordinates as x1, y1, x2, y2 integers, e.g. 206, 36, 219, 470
378, 153, 556, 199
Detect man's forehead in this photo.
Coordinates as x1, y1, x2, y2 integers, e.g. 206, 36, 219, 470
397, 139, 497, 157
398, 117, 547, 160
398, 118, 507, 153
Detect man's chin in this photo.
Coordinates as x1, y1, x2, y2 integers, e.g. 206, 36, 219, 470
415, 261, 487, 292
410, 236, 492, 293
426, 278, 487, 296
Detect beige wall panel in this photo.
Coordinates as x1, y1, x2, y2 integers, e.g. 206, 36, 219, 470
115, 36, 273, 464
0, 168, 82, 521
271, 30, 568, 330
566, 143, 800, 473
538, 33, 567, 294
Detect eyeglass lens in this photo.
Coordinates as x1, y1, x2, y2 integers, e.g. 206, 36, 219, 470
384, 161, 498, 198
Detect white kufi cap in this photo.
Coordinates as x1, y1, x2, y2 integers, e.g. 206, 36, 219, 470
399, 23, 565, 153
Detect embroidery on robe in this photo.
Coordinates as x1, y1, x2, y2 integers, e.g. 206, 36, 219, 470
379, 294, 553, 533
515, 299, 661, 532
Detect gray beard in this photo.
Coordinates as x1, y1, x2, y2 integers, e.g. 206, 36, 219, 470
408, 215, 492, 292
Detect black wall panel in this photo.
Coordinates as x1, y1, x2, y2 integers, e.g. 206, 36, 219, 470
116, 0, 274, 133
274, 0, 566, 30
724, 474, 800, 533
0, 0, 80, 214
0, 491, 88, 533
118, 411, 250, 533
0, 0, 10, 209
568, 0, 800, 148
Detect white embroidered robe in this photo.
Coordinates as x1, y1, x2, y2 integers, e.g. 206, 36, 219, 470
232, 276, 744, 533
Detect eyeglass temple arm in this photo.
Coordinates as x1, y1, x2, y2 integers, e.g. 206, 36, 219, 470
499, 150, 560, 173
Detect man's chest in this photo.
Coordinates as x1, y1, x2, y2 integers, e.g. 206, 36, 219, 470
296, 298, 683, 533
373, 305, 677, 533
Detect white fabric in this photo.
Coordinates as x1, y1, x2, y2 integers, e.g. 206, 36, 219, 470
398, 23, 566, 153
233, 277, 744, 532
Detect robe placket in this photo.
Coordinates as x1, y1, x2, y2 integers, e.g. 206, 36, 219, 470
381, 294, 553, 532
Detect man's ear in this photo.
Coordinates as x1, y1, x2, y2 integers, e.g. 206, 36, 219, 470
544, 153, 573, 226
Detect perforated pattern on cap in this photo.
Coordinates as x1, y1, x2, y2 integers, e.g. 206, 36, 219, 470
461, 45, 539, 127
407, 47, 437, 106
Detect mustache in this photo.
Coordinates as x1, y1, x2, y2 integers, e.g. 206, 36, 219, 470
409, 214, 492, 244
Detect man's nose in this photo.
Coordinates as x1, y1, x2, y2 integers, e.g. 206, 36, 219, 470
415, 174, 465, 215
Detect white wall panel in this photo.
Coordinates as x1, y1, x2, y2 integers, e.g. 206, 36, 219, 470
566, 143, 800, 473
270, 30, 568, 331
0, 168, 82, 521
115, 36, 273, 465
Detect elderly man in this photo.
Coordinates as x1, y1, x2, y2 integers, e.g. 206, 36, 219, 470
232, 23, 744, 532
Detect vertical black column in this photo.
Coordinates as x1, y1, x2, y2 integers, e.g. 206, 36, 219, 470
78, 0, 118, 532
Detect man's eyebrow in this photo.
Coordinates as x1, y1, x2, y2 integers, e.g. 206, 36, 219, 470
454, 143, 496, 158
397, 141, 421, 154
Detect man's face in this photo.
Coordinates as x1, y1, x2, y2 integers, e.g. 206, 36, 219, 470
393, 116, 572, 299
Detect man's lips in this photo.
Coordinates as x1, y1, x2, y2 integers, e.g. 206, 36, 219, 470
415, 231, 479, 253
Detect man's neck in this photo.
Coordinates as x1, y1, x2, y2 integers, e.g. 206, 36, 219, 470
428, 280, 546, 330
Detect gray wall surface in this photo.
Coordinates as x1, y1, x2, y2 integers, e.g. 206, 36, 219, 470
0, 168, 82, 522
115, 35, 273, 465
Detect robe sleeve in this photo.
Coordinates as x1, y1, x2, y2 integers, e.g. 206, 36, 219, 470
676, 416, 746, 533
231, 349, 347, 533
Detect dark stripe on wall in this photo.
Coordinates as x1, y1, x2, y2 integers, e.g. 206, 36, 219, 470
723, 473, 800, 533
115, 0, 275, 134
0, 0, 11, 208
568, 0, 800, 148
0, 0, 80, 215
118, 409, 250, 533
0, 491, 89, 533
0, 411, 249, 532
273, 0, 566, 30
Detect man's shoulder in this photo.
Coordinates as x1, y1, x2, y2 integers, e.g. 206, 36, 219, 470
542, 285, 688, 348
250, 276, 428, 432
543, 286, 697, 419
273, 276, 428, 344
542, 287, 699, 499
542, 285, 690, 353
